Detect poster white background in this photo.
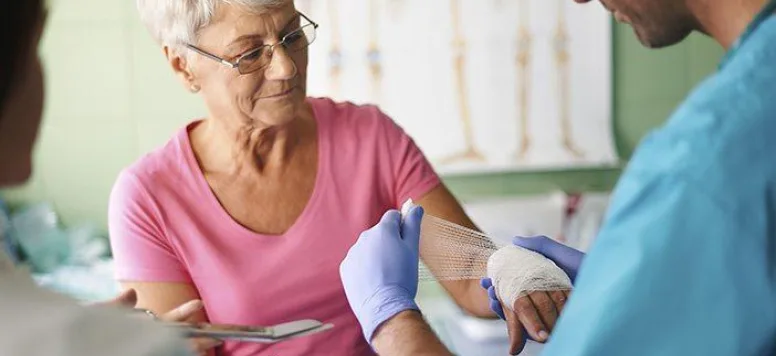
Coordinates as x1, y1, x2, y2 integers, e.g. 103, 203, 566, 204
298, 0, 617, 174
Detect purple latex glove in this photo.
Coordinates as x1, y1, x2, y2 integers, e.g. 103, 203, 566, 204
513, 236, 585, 283
339, 207, 424, 343
481, 236, 585, 321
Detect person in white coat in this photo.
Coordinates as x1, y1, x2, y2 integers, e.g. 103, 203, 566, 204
0, 2, 220, 355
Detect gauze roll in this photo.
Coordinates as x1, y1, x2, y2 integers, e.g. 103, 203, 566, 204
402, 199, 572, 307
487, 245, 572, 310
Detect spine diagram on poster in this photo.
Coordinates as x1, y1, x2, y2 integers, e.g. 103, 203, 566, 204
440, 0, 485, 165
328, 0, 343, 98
554, 1, 584, 158
367, 0, 383, 102
514, 0, 533, 160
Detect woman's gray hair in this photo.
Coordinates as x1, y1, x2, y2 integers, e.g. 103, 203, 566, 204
137, 0, 289, 47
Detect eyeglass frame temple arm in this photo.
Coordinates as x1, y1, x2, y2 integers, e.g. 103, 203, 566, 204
299, 11, 319, 29
184, 12, 318, 70
185, 44, 239, 69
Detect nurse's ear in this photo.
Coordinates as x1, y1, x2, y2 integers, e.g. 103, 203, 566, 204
163, 46, 200, 93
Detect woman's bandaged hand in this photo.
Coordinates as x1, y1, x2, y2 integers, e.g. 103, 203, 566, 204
482, 278, 571, 354
480, 238, 582, 355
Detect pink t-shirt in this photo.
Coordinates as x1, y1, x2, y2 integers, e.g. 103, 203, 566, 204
108, 98, 441, 356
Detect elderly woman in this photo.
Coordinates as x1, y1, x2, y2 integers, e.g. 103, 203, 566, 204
110, 0, 561, 355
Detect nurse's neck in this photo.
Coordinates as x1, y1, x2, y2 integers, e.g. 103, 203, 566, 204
691, 0, 770, 49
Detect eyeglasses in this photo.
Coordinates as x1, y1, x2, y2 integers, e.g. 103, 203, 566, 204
186, 12, 318, 75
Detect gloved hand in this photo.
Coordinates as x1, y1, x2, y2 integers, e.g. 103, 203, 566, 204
513, 235, 585, 283
480, 236, 584, 354
340, 206, 424, 343
482, 236, 585, 320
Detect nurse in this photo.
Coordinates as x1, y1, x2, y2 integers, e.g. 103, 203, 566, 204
339, 0, 776, 354
0, 2, 219, 355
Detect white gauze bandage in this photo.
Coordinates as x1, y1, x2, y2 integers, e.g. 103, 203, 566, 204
486, 245, 572, 310
401, 200, 572, 309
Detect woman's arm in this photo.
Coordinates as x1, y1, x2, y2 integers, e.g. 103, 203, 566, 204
121, 282, 218, 356
110, 172, 219, 354
415, 184, 494, 317
120, 281, 207, 323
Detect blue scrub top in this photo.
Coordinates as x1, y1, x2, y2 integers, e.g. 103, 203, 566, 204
543, 16, 776, 356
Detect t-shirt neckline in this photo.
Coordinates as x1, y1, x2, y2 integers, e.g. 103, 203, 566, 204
177, 99, 329, 240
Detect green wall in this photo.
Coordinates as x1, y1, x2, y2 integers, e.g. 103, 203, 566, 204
1, 2, 724, 230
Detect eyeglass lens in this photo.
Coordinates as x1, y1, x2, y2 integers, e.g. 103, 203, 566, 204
237, 24, 317, 74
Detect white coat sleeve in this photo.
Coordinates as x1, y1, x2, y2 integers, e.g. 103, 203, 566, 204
0, 266, 190, 356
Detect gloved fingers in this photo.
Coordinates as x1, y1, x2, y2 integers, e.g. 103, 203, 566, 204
480, 277, 493, 290
514, 295, 549, 342
504, 302, 528, 355
487, 286, 506, 320
400, 205, 424, 252
377, 210, 402, 232
549, 290, 569, 321
487, 284, 498, 299
512, 236, 552, 253
528, 291, 559, 331
159, 300, 204, 322
513, 236, 583, 282
490, 299, 506, 320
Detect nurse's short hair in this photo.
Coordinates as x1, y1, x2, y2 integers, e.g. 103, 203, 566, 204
136, 0, 289, 48
0, 0, 42, 117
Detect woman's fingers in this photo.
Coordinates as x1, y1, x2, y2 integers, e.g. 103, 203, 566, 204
514, 295, 549, 342
513, 290, 571, 343
159, 300, 204, 322
151, 301, 221, 354
499, 288, 573, 353
529, 291, 559, 331
503, 302, 527, 355
549, 290, 569, 322
117, 298, 217, 354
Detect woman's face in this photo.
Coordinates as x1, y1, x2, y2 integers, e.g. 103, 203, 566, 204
181, 2, 308, 129
0, 21, 45, 186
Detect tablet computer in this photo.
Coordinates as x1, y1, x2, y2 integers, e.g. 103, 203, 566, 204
167, 319, 334, 343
